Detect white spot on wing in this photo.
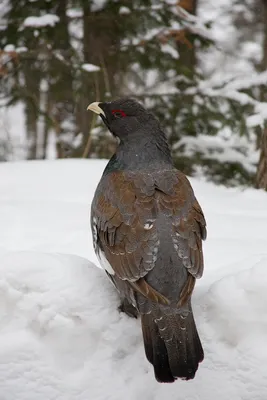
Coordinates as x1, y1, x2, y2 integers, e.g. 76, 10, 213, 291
144, 222, 153, 230
92, 217, 115, 275
159, 326, 166, 331
97, 248, 115, 275
92, 218, 98, 248
144, 223, 153, 231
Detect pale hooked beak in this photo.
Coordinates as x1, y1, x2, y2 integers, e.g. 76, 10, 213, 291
87, 102, 106, 117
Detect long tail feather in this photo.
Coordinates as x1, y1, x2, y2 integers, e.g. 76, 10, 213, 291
141, 306, 203, 382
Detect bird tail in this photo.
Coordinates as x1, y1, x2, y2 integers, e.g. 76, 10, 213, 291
141, 305, 203, 383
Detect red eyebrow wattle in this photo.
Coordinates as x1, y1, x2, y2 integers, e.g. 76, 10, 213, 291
112, 109, 127, 117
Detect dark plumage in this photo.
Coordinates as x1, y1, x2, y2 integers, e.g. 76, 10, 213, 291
88, 97, 207, 383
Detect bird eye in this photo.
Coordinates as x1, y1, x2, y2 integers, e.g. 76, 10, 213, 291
112, 109, 126, 118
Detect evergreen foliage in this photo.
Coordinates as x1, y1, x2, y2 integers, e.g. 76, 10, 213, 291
1, 0, 267, 185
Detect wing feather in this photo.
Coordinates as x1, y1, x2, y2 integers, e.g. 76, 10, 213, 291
91, 169, 206, 304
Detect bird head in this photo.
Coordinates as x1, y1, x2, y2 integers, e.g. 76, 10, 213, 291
87, 98, 154, 140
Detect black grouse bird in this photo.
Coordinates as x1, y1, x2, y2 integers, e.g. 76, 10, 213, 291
87, 98, 206, 383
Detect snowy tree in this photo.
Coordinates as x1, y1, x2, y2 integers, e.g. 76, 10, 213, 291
83, 0, 267, 186
255, 0, 267, 190
1, 0, 267, 187
1, 0, 67, 159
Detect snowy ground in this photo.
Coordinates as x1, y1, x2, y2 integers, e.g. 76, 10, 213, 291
0, 159, 267, 400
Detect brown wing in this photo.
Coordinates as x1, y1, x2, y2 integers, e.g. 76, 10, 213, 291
156, 172, 206, 305
91, 169, 206, 305
92, 171, 159, 280
162, 171, 207, 279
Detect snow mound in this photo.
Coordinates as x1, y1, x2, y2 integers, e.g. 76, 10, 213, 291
203, 258, 267, 399
0, 251, 144, 400
1, 251, 267, 399
207, 258, 267, 347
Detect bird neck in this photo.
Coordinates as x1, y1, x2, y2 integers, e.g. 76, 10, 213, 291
104, 129, 173, 174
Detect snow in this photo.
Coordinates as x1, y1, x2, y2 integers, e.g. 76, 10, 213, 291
247, 114, 265, 128
82, 63, 101, 73
91, 0, 107, 12
3, 44, 28, 54
176, 132, 258, 174
119, 6, 131, 15
3, 44, 15, 52
23, 15, 59, 28
66, 8, 83, 18
0, 103, 27, 161
0, 0, 9, 31
0, 158, 267, 399
160, 44, 179, 59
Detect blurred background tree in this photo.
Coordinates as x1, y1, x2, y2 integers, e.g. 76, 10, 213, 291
1, 0, 267, 188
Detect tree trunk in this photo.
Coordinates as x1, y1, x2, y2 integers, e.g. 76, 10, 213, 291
78, 0, 93, 157
177, 0, 198, 80
23, 61, 40, 160
41, 88, 50, 160
74, 2, 121, 158
25, 102, 38, 160
255, 0, 267, 189
255, 128, 267, 189
168, 0, 198, 150
49, 0, 75, 159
